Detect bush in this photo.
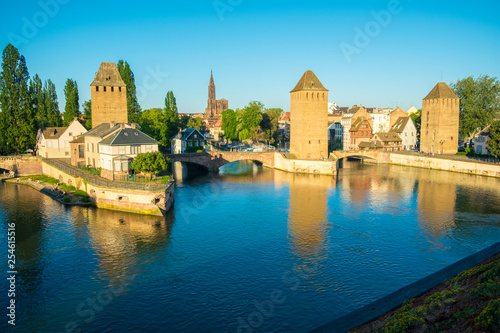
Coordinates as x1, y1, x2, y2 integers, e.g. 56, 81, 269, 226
62, 195, 70, 203
465, 147, 475, 156
59, 184, 76, 192
456, 152, 467, 156
161, 175, 171, 183
73, 190, 89, 198
80, 165, 101, 176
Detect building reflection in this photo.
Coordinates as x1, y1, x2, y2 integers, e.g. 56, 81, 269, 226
74, 207, 173, 286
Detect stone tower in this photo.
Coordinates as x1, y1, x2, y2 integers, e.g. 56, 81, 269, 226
90, 62, 127, 128
205, 71, 228, 118
421, 82, 460, 154
290, 70, 329, 160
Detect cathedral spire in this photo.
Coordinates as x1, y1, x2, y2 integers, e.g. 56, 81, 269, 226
209, 70, 214, 86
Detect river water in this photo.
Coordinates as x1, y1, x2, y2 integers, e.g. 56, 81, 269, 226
1, 161, 500, 332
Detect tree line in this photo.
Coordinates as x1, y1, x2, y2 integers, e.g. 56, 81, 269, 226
221, 101, 283, 144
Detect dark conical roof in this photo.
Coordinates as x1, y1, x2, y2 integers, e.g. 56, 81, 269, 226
291, 70, 328, 92
424, 82, 459, 100
91, 62, 126, 87
209, 71, 214, 85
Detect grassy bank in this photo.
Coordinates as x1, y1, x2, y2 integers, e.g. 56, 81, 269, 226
351, 254, 500, 333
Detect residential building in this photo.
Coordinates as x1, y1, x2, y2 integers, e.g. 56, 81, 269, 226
474, 125, 492, 155
390, 117, 417, 150
350, 117, 372, 150
90, 62, 128, 128
407, 106, 419, 115
36, 118, 87, 158
206, 117, 224, 140
69, 136, 86, 167
82, 122, 136, 168
205, 71, 228, 117
389, 107, 408, 128
421, 82, 460, 154
341, 105, 373, 150
278, 112, 291, 142
290, 70, 329, 160
98, 126, 159, 180
378, 107, 395, 115
328, 122, 343, 148
371, 113, 390, 133
371, 132, 402, 151
171, 128, 206, 154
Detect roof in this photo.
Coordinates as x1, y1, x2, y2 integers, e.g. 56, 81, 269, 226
83, 122, 121, 138
171, 128, 205, 141
99, 128, 159, 146
42, 127, 67, 140
91, 62, 126, 87
374, 132, 402, 143
69, 136, 85, 144
350, 117, 372, 132
477, 125, 491, 137
359, 141, 384, 149
280, 112, 291, 122
291, 70, 328, 92
390, 117, 410, 133
424, 82, 459, 100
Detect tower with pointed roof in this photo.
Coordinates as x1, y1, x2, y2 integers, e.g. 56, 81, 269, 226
421, 82, 460, 154
204, 71, 228, 118
290, 70, 329, 160
90, 62, 128, 128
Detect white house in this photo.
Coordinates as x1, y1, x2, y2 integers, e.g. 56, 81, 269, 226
97, 126, 159, 180
390, 117, 417, 150
171, 128, 206, 154
474, 125, 491, 155
36, 118, 87, 158
371, 113, 390, 133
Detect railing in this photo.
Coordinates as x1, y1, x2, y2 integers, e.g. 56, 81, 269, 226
43, 159, 172, 191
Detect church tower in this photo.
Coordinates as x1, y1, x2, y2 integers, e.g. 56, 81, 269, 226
205, 71, 228, 118
90, 62, 127, 128
421, 82, 460, 154
290, 70, 329, 160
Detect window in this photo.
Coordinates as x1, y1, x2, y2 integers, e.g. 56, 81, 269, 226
119, 87, 122, 92
111, 87, 114, 92
405, 133, 407, 137
87, 143, 90, 151
65, 140, 69, 148
131, 145, 140, 154
194, 134, 197, 139
103, 86, 107, 92
119, 146, 126, 155
65, 152, 69, 156
96, 86, 99, 92
47, 141, 52, 148
69, 132, 72, 136
309, 140, 311, 144
121, 161, 128, 171
146, 145, 152, 152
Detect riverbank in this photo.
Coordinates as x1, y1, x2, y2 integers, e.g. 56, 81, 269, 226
311, 243, 500, 333
351, 253, 500, 332
2, 176, 93, 207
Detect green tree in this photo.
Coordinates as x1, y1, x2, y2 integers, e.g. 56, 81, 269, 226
160, 91, 180, 147
261, 107, 282, 144
0, 43, 35, 154
43, 79, 61, 127
450, 76, 500, 140
486, 121, 500, 158
410, 109, 422, 141
117, 60, 141, 123
179, 115, 190, 129
63, 78, 79, 126
130, 151, 169, 180
138, 108, 163, 141
237, 101, 264, 141
83, 100, 92, 129
30, 74, 46, 129
222, 109, 238, 141
187, 117, 203, 130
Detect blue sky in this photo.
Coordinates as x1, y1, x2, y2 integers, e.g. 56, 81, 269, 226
1, 0, 499, 113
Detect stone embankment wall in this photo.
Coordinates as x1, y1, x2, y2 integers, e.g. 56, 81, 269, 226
0, 156, 43, 175
274, 153, 336, 175
389, 154, 500, 178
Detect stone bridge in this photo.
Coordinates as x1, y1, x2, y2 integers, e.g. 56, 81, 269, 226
0, 156, 43, 176
166, 152, 275, 172
329, 150, 390, 163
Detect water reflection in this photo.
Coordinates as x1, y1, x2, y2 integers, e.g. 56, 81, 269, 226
76, 207, 173, 286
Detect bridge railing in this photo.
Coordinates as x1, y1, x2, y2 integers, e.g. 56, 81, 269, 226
43, 159, 171, 191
